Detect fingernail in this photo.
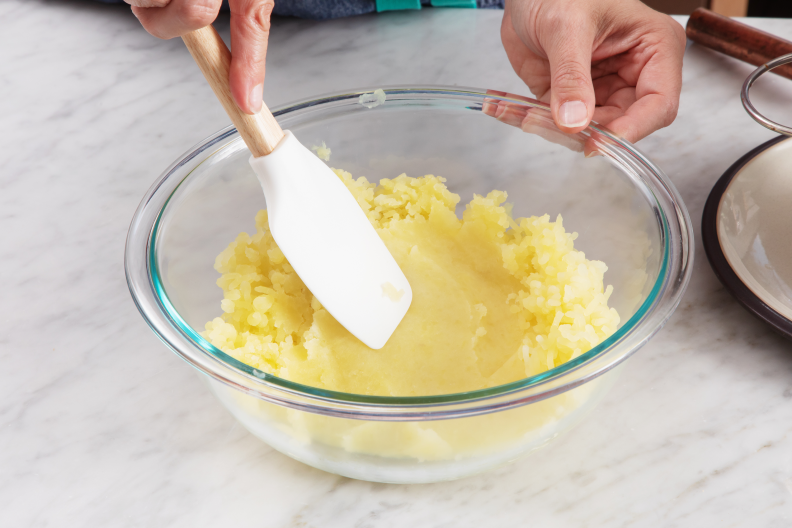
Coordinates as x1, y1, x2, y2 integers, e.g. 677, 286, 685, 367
249, 84, 263, 114
559, 101, 588, 128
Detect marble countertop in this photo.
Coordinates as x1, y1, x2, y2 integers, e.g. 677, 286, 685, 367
2, 1, 791, 525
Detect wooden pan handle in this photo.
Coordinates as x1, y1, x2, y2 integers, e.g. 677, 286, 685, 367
686, 8, 792, 80
182, 26, 284, 157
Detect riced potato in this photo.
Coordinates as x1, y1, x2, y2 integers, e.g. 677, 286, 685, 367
203, 170, 619, 396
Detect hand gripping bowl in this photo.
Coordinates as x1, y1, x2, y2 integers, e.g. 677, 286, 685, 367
126, 86, 693, 484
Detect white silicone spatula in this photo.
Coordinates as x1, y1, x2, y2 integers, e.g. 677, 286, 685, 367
181, 26, 412, 349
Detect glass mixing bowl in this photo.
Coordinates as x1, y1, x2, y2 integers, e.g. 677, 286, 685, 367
126, 86, 693, 484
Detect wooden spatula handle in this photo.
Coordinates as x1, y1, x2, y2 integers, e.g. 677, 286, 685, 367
182, 26, 284, 157
686, 8, 792, 80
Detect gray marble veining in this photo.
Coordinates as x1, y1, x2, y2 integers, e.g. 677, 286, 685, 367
1, 1, 791, 526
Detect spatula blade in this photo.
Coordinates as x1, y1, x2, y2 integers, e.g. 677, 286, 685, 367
249, 131, 412, 349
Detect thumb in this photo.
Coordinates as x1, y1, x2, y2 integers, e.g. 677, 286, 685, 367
228, 0, 274, 115
545, 33, 596, 133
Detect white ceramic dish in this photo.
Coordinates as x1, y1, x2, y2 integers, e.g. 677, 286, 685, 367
703, 135, 792, 338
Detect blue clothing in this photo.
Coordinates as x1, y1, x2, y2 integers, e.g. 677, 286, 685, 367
274, 0, 503, 19
94, 0, 504, 19
274, 0, 377, 19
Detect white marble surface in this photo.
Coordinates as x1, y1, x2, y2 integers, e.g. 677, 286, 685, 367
1, 1, 791, 525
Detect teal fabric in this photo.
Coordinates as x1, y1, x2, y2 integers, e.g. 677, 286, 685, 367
376, 0, 478, 11
430, 0, 476, 7
376, 0, 422, 11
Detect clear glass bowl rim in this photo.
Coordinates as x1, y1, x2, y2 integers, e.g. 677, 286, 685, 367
125, 85, 693, 420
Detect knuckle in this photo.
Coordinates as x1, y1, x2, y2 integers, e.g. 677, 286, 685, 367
662, 100, 679, 128
540, 3, 590, 37
675, 26, 688, 50
539, 2, 571, 29
553, 63, 590, 90
251, 1, 275, 31
237, 0, 274, 33
180, 0, 218, 28
659, 14, 687, 48
653, 17, 686, 52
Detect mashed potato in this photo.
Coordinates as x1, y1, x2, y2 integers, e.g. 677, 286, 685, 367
203, 171, 619, 396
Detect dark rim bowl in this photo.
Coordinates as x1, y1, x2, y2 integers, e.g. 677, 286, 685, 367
702, 135, 792, 340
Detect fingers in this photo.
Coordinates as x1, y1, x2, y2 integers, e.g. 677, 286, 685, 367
501, 8, 552, 101
131, 0, 221, 40
605, 94, 677, 143
500, 9, 524, 78
130, 0, 273, 116
502, 0, 685, 143
228, 0, 274, 114
542, 19, 597, 134
593, 74, 630, 107
604, 24, 685, 142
